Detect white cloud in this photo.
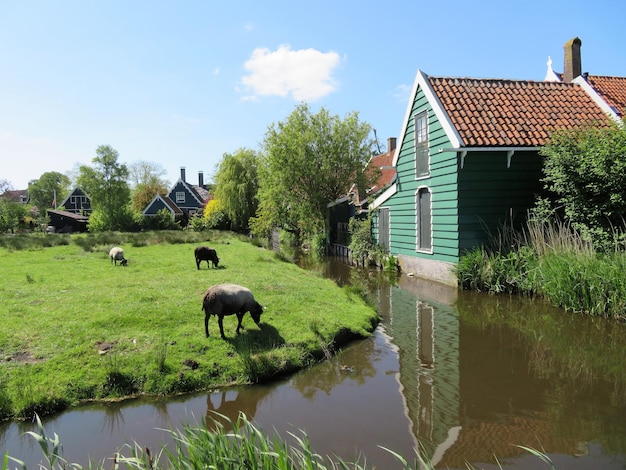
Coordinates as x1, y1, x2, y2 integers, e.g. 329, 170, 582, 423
393, 83, 412, 103
241, 45, 340, 101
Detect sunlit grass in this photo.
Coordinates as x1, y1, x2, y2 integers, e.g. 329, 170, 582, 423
0, 232, 379, 420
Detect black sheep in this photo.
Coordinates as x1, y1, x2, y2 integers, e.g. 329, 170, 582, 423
195, 246, 219, 269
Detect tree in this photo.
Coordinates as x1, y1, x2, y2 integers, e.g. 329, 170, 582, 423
128, 161, 169, 213
77, 145, 132, 231
539, 117, 626, 250
252, 103, 374, 242
0, 179, 12, 194
214, 148, 259, 232
0, 198, 27, 233
28, 171, 71, 211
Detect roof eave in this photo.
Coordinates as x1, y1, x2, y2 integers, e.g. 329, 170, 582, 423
574, 76, 621, 123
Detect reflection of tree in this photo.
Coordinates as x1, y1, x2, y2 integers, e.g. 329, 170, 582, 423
205, 385, 274, 432
150, 399, 173, 430
457, 290, 626, 396
455, 290, 626, 457
290, 336, 377, 400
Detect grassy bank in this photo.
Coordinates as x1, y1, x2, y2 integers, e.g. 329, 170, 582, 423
0, 231, 379, 420
455, 219, 626, 320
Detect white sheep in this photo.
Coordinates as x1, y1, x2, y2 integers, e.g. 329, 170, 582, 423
109, 246, 127, 266
201, 283, 264, 339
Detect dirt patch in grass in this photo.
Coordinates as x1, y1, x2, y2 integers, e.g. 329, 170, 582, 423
96, 341, 116, 355
6, 351, 41, 364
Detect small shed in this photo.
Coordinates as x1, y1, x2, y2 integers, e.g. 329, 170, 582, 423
47, 209, 89, 233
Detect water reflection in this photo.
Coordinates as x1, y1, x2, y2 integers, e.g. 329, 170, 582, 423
3, 259, 626, 469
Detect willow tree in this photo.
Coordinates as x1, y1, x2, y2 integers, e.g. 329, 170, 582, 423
252, 103, 374, 243
77, 145, 132, 231
214, 148, 259, 232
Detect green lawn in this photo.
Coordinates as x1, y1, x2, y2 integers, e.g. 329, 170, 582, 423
0, 233, 379, 419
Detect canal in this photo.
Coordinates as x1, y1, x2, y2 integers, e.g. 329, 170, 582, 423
2, 258, 626, 468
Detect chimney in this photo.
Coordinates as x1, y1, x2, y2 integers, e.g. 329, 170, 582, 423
388, 137, 397, 152
180, 167, 186, 182
198, 171, 204, 188
563, 37, 582, 82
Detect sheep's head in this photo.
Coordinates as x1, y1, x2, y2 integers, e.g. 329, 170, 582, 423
120, 258, 128, 266
250, 302, 264, 325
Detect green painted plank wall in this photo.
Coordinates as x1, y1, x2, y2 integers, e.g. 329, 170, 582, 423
457, 151, 544, 252
377, 84, 460, 264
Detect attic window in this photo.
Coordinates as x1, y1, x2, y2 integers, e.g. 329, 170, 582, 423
176, 192, 185, 203
415, 111, 429, 178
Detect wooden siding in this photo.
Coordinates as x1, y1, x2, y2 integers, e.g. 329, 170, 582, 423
379, 84, 460, 264
145, 197, 169, 215
328, 201, 355, 245
457, 151, 544, 251
60, 188, 91, 214
168, 181, 204, 214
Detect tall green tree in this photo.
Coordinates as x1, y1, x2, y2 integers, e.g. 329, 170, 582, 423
77, 145, 132, 231
128, 160, 169, 214
28, 171, 71, 210
214, 148, 259, 232
252, 103, 374, 241
540, 117, 626, 250
0, 198, 26, 233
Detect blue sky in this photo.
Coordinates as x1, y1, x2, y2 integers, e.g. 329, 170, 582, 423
2, 0, 625, 190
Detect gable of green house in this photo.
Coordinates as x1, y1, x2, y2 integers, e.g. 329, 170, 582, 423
372, 72, 461, 283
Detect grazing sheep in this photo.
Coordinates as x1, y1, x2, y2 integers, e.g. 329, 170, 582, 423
195, 246, 219, 269
109, 247, 127, 266
202, 283, 264, 339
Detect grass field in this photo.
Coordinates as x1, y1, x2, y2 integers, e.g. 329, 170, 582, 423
0, 232, 379, 420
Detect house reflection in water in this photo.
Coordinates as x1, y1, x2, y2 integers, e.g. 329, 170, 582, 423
385, 276, 460, 465
386, 275, 594, 468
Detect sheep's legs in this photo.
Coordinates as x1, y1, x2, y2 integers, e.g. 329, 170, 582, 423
235, 312, 246, 335
218, 315, 227, 339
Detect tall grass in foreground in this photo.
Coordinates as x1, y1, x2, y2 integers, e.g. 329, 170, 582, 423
3, 414, 555, 470
456, 218, 626, 319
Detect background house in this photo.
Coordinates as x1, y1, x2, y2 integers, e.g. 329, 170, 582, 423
0, 189, 30, 204
371, 37, 624, 285
327, 137, 397, 253
59, 187, 92, 215
143, 167, 211, 224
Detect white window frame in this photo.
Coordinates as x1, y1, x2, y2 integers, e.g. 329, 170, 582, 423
416, 186, 433, 253
176, 192, 185, 204
415, 111, 430, 178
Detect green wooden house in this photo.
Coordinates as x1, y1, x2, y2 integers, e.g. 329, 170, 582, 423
371, 38, 623, 285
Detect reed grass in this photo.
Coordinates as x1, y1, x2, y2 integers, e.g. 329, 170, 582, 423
2, 413, 556, 470
456, 217, 626, 319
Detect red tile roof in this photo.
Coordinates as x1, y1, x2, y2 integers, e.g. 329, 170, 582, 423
585, 74, 626, 117
429, 77, 612, 147
365, 149, 396, 196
